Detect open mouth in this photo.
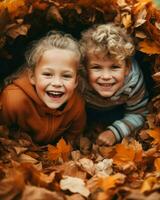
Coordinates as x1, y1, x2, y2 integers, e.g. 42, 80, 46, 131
46, 91, 64, 98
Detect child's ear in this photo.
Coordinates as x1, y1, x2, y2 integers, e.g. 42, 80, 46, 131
28, 69, 35, 85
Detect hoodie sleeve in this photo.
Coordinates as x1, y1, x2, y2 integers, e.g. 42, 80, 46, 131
0, 85, 30, 126
107, 62, 149, 142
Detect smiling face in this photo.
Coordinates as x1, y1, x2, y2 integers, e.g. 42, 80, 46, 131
29, 48, 78, 109
86, 53, 130, 98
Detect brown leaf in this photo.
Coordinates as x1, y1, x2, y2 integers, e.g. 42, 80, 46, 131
66, 193, 85, 200
152, 72, 160, 82
47, 6, 63, 24
6, 23, 31, 39
21, 185, 65, 200
139, 39, 160, 54
0, 169, 25, 200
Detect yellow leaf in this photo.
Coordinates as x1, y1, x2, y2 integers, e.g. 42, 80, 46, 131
122, 13, 132, 28
139, 40, 160, 54
140, 176, 157, 193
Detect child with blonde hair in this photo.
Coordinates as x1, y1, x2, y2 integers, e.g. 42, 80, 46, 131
80, 23, 148, 146
0, 31, 86, 144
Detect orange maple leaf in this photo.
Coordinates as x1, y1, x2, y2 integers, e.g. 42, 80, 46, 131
113, 139, 143, 165
48, 138, 72, 161
139, 39, 160, 54
146, 128, 160, 144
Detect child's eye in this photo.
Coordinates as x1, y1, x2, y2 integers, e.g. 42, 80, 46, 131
42, 72, 52, 77
111, 65, 121, 69
89, 65, 101, 70
62, 74, 72, 78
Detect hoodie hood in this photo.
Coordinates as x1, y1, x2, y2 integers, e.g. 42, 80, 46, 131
13, 71, 77, 116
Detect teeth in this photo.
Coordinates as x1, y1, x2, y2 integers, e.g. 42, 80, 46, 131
47, 91, 64, 98
99, 83, 113, 86
48, 91, 63, 95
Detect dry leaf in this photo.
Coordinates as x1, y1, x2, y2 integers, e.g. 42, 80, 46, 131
47, 6, 63, 24
133, 0, 152, 14
122, 13, 132, 28
19, 153, 38, 164
95, 159, 113, 177
135, 31, 147, 38
140, 176, 157, 193
98, 173, 126, 191
139, 39, 160, 54
21, 185, 64, 200
152, 72, 160, 82
0, 169, 25, 200
146, 128, 160, 144
78, 158, 95, 176
134, 8, 147, 27
48, 138, 72, 161
154, 158, 160, 171
60, 176, 90, 197
6, 23, 31, 38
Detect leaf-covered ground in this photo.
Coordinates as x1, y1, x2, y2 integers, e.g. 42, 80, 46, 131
0, 113, 160, 200
0, 0, 160, 199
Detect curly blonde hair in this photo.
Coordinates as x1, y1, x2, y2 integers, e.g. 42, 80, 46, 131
25, 31, 82, 70
80, 23, 135, 65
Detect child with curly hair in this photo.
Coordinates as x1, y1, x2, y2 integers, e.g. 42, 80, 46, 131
80, 23, 148, 146
0, 31, 86, 144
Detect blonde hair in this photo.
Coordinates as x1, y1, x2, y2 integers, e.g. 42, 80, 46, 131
25, 31, 82, 70
80, 23, 135, 65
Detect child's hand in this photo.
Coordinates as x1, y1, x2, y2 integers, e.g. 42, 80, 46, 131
96, 130, 116, 146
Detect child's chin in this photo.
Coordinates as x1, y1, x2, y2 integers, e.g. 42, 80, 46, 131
45, 102, 64, 109
98, 91, 114, 98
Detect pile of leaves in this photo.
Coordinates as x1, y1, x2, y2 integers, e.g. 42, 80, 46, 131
0, 121, 160, 200
0, 0, 160, 199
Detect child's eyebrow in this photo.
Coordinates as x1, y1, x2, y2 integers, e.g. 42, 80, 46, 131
62, 70, 74, 73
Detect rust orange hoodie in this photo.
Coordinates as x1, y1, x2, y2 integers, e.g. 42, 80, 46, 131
0, 72, 86, 144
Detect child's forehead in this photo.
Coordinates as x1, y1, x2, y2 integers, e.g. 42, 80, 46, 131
87, 51, 126, 66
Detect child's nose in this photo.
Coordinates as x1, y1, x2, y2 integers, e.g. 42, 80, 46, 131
51, 77, 62, 87
101, 71, 112, 80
